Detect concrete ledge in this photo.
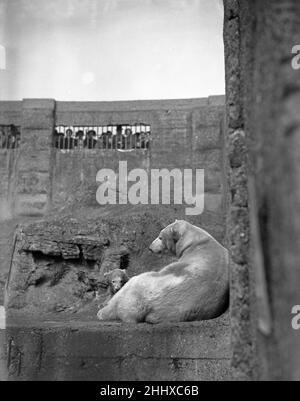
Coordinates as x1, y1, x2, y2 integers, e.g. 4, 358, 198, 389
5, 316, 231, 381
56, 98, 211, 113
22, 99, 55, 110
0, 102, 22, 112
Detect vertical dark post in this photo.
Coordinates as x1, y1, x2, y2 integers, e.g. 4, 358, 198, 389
223, 0, 256, 380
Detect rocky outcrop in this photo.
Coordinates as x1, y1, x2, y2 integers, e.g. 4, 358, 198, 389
5, 208, 183, 320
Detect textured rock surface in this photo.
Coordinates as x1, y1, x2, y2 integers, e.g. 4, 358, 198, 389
6, 210, 163, 319
224, 0, 255, 381
5, 205, 226, 321
224, 0, 300, 381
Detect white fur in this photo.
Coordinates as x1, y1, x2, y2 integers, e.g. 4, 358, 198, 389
97, 220, 229, 324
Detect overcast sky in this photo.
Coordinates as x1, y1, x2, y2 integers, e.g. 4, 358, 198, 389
0, 0, 224, 101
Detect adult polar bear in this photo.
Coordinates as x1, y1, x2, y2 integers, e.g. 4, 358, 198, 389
97, 220, 229, 323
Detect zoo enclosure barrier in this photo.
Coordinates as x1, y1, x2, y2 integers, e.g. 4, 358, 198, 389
54, 124, 151, 151
0, 125, 21, 150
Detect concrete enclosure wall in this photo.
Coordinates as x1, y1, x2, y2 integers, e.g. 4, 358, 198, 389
0, 96, 226, 303
52, 97, 225, 211
2, 0, 300, 381
0, 96, 230, 381
1, 97, 226, 214
224, 0, 300, 381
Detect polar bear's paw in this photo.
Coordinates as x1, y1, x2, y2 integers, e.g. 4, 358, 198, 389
97, 309, 105, 320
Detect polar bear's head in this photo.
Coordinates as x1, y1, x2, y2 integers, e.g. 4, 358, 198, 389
149, 220, 190, 256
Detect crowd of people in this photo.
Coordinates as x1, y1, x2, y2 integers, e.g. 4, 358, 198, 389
0, 125, 21, 150
0, 125, 151, 151
54, 125, 151, 150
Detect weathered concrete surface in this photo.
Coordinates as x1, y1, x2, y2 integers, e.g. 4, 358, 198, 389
224, 0, 300, 380
3, 315, 230, 381
14, 99, 55, 216
51, 98, 225, 216
223, 0, 256, 381
0, 102, 22, 126
242, 0, 300, 381
0, 330, 6, 381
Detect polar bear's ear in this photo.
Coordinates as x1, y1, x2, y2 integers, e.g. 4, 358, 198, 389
172, 219, 179, 231
172, 221, 181, 241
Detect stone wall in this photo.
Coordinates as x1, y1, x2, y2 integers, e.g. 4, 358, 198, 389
0, 102, 22, 221
224, 0, 300, 381
0, 96, 229, 381
0, 97, 226, 215
0, 102, 23, 304
2, 0, 299, 381
52, 97, 225, 212
0, 96, 226, 304
223, 0, 256, 381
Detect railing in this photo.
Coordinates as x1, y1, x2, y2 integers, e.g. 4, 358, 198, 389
54, 124, 151, 151
0, 125, 21, 150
